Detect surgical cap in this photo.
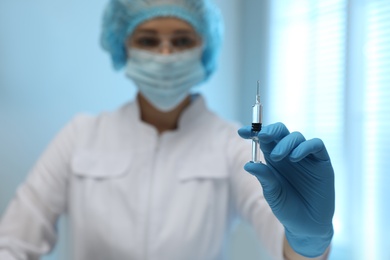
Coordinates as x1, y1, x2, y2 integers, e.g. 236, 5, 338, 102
101, 0, 224, 79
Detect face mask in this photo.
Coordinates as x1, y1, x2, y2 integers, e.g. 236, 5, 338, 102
126, 47, 205, 112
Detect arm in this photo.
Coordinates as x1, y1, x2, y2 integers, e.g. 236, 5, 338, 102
228, 130, 330, 260
0, 115, 88, 259
238, 123, 334, 259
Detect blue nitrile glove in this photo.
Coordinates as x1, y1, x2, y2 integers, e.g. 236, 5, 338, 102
238, 122, 335, 258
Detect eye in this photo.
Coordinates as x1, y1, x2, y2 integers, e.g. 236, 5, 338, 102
172, 36, 197, 49
134, 36, 160, 48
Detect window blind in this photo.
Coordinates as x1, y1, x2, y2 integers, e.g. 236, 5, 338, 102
363, 1, 390, 259
268, 0, 390, 259
267, 1, 347, 256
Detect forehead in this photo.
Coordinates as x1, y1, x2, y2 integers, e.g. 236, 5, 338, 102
133, 17, 197, 34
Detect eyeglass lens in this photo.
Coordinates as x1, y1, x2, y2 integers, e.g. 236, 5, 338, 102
130, 32, 200, 52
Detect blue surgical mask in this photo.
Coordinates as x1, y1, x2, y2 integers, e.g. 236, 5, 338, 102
126, 47, 205, 112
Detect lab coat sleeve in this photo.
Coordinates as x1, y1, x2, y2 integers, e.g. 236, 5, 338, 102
227, 128, 285, 260
0, 115, 90, 260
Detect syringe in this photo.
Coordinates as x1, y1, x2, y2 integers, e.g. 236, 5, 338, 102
251, 81, 263, 163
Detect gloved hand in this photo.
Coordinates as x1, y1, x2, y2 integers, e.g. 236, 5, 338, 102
238, 122, 335, 258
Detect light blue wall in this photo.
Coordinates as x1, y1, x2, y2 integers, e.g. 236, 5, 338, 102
0, 0, 270, 259
0, 0, 129, 209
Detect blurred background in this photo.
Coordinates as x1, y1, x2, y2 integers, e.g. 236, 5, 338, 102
1, 0, 389, 259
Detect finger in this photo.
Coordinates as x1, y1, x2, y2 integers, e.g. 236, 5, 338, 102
290, 138, 331, 162
258, 123, 290, 154
244, 162, 280, 194
270, 131, 306, 161
258, 122, 290, 143
237, 125, 253, 139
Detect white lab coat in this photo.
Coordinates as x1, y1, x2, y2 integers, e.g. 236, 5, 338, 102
0, 96, 285, 260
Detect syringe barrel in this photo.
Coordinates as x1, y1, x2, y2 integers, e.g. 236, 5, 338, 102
252, 103, 263, 124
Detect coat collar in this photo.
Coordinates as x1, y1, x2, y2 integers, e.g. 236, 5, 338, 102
123, 93, 211, 135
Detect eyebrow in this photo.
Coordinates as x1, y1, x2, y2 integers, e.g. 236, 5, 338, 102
134, 29, 196, 35
134, 29, 157, 34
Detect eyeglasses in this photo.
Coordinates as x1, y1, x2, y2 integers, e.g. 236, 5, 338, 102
129, 32, 201, 53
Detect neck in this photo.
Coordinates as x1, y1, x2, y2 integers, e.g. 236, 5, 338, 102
137, 93, 191, 134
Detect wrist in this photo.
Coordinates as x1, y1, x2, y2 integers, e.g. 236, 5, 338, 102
284, 226, 333, 258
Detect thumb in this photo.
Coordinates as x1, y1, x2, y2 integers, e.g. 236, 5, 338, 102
244, 162, 280, 195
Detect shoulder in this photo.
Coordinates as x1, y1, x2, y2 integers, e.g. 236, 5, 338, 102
199, 108, 250, 155
69, 101, 134, 129
62, 101, 136, 141
202, 109, 243, 141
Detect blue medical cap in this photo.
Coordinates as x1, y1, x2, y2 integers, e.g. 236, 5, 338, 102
101, 0, 224, 79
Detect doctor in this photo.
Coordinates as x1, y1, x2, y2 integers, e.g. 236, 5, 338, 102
0, 0, 334, 259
